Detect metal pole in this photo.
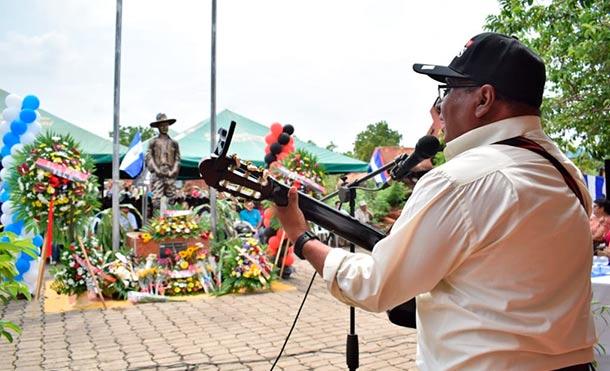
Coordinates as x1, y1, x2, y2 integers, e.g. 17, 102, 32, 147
111, 0, 123, 251
209, 0, 218, 233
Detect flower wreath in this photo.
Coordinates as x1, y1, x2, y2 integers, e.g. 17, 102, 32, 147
6, 133, 100, 246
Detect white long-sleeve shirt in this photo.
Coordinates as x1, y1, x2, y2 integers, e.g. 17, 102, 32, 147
322, 116, 596, 370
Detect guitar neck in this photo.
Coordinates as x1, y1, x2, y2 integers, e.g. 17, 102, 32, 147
270, 182, 385, 251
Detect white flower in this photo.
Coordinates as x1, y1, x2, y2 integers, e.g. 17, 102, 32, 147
67, 279, 74, 285
69, 262, 75, 268
77, 267, 84, 275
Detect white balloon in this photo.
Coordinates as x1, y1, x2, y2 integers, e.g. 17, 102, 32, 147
22, 229, 35, 239
0, 121, 8, 137
10, 143, 23, 156
5, 94, 22, 109
20, 132, 36, 145
22, 259, 39, 294
29, 121, 42, 135
1, 200, 13, 214
0, 168, 7, 180
2, 107, 19, 122
0, 213, 12, 226
1, 155, 13, 168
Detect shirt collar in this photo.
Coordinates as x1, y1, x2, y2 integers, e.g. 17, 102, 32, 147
444, 115, 542, 160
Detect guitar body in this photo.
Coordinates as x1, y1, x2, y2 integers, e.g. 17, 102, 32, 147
198, 120, 416, 328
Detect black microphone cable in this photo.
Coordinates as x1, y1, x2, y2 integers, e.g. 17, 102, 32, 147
269, 203, 342, 371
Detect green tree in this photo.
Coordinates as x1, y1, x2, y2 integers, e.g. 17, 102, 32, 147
353, 121, 402, 161
485, 0, 610, 167
109, 126, 156, 147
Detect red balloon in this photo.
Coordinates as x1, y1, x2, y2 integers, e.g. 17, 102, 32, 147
277, 152, 288, 161
267, 242, 278, 256
270, 123, 283, 136
263, 216, 271, 228
268, 236, 279, 252
264, 144, 270, 154
275, 228, 284, 239
264, 208, 274, 219
265, 134, 276, 145
283, 253, 295, 267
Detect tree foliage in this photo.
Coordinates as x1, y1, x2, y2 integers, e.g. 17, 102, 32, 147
485, 0, 610, 166
353, 121, 402, 161
109, 126, 156, 147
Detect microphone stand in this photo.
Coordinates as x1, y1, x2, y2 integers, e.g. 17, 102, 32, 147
321, 152, 409, 371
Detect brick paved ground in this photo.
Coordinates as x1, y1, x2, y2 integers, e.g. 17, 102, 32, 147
1, 259, 418, 370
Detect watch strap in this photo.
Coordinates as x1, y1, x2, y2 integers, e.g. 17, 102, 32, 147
294, 231, 318, 259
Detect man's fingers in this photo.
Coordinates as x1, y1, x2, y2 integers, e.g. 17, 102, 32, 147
288, 186, 298, 207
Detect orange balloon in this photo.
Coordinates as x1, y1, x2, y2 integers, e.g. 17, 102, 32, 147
268, 236, 279, 252
263, 216, 271, 228
263, 208, 274, 219
283, 253, 294, 267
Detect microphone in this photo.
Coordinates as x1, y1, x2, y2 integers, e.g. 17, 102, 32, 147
390, 135, 441, 180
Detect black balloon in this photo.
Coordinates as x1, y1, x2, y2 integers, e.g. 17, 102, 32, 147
282, 124, 294, 135
278, 132, 290, 145
264, 153, 277, 164
270, 143, 283, 155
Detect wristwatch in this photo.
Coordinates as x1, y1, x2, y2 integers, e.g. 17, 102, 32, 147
294, 231, 319, 260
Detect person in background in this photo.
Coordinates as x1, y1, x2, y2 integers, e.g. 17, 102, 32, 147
591, 197, 610, 243
591, 197, 610, 255
354, 200, 373, 225
119, 206, 138, 231
239, 201, 261, 229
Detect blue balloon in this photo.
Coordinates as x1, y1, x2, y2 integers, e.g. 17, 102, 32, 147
32, 235, 43, 247
0, 236, 9, 242
3, 132, 19, 146
0, 191, 9, 202
19, 109, 36, 124
15, 274, 23, 281
0, 146, 9, 157
6, 221, 23, 235
20, 251, 33, 262
21, 95, 40, 110
3, 182, 10, 192
15, 256, 29, 274
10, 120, 27, 135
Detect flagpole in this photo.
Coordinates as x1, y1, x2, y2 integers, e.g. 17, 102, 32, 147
111, 0, 123, 251
209, 0, 218, 234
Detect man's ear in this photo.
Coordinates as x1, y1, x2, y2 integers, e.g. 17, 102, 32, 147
474, 85, 495, 118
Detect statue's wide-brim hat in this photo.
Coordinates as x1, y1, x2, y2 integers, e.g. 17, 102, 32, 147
150, 113, 176, 128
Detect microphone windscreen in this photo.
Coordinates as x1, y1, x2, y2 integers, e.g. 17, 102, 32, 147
415, 135, 441, 159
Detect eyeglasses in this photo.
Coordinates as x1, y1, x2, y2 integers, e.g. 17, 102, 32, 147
437, 83, 481, 101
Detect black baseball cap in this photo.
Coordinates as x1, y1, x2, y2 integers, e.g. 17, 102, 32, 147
413, 32, 546, 108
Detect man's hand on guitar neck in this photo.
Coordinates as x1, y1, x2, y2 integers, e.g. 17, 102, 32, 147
274, 186, 331, 275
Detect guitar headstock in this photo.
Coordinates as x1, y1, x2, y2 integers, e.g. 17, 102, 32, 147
198, 121, 289, 205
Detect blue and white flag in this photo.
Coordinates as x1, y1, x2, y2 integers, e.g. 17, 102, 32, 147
119, 132, 144, 178
369, 148, 389, 184
583, 174, 606, 200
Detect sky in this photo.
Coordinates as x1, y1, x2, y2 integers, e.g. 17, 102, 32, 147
0, 0, 500, 153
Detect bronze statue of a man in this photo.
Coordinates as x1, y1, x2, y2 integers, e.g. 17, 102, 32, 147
146, 113, 181, 209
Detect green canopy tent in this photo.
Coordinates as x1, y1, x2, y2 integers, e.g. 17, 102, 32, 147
175, 109, 368, 177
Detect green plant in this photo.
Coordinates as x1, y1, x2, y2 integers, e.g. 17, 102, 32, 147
0, 232, 37, 343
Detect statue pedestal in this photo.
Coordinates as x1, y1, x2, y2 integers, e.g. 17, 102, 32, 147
126, 232, 208, 258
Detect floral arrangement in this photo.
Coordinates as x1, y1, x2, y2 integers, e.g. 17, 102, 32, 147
50, 238, 111, 296
217, 237, 275, 295
134, 254, 168, 295
166, 276, 203, 296
104, 252, 138, 299
280, 149, 326, 196
142, 214, 205, 241
7, 133, 100, 246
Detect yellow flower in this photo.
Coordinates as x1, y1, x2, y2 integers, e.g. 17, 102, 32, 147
180, 261, 189, 269
47, 186, 55, 194
174, 287, 180, 293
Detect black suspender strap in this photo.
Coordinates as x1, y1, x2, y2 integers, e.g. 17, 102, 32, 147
495, 136, 586, 211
